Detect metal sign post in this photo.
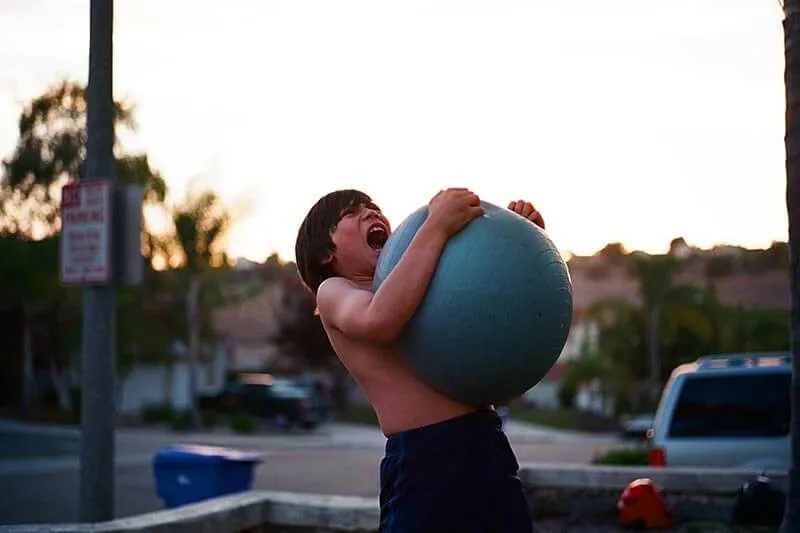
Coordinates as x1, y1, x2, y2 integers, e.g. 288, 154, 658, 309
77, 0, 116, 522
66, 1, 144, 521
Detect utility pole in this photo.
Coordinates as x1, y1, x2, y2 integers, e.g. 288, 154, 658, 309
80, 0, 116, 522
782, 2, 800, 531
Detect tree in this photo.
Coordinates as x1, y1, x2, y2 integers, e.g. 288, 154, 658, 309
0, 79, 166, 240
657, 285, 716, 370
0, 236, 79, 412
596, 242, 628, 264
270, 276, 337, 367
269, 276, 344, 410
578, 298, 646, 413
579, 261, 721, 414
668, 237, 688, 255
629, 253, 682, 398
0, 234, 184, 415
156, 187, 234, 428
783, 3, 800, 530
0, 80, 172, 415
704, 254, 735, 278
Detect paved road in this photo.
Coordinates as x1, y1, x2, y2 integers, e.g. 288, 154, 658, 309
0, 419, 621, 526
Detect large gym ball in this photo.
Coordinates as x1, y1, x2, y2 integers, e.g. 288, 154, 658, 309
372, 200, 573, 406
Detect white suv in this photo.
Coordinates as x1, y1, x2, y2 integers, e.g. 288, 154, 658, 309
647, 352, 791, 470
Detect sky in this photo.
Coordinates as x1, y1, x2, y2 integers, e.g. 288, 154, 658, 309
0, 0, 789, 262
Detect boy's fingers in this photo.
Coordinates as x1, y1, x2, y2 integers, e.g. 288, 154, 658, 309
508, 199, 545, 229
521, 202, 535, 218
532, 211, 545, 229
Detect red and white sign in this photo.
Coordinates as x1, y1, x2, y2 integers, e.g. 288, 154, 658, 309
59, 180, 113, 286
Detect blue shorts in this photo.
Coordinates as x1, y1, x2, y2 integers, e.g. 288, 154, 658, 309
379, 408, 533, 533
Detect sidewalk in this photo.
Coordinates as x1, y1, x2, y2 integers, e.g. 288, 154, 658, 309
0, 414, 620, 450
0, 417, 388, 476
503, 419, 621, 444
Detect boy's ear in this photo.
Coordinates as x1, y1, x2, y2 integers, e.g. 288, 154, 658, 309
321, 251, 333, 266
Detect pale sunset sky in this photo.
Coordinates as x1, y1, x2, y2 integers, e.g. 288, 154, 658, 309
0, 0, 789, 262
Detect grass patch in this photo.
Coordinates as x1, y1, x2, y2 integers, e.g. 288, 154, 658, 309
509, 407, 623, 433
592, 446, 649, 466
337, 406, 379, 426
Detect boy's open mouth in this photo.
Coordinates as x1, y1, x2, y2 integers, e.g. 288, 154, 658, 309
366, 223, 389, 250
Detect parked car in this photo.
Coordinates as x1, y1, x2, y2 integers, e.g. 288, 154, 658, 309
647, 352, 790, 470
284, 375, 332, 424
199, 373, 321, 430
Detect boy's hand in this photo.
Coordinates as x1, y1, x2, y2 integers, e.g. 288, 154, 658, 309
427, 188, 484, 237
508, 199, 545, 229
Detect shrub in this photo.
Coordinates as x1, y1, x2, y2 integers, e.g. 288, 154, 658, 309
592, 446, 649, 466
201, 409, 220, 428
141, 402, 174, 424
229, 412, 257, 434
170, 410, 193, 432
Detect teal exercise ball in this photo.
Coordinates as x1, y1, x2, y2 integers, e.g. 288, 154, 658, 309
372, 200, 573, 406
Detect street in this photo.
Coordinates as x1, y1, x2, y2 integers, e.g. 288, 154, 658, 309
0, 419, 621, 526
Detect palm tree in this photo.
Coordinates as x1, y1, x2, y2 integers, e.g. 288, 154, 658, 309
629, 253, 681, 399
782, 1, 800, 530
161, 189, 232, 428
576, 258, 716, 414
581, 298, 645, 412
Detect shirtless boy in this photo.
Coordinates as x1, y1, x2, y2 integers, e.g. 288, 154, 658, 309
294, 188, 545, 533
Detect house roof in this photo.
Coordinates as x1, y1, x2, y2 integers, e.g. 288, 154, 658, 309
212, 283, 281, 342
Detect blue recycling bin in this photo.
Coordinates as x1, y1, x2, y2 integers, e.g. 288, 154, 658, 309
152, 444, 263, 508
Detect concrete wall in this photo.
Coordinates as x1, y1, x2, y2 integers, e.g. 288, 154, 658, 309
560, 319, 599, 362
521, 380, 560, 409
228, 342, 282, 373
0, 464, 785, 532
118, 356, 228, 415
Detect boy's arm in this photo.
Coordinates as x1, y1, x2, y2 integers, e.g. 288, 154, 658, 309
316, 221, 448, 345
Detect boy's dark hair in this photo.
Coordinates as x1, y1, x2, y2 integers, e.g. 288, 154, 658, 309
295, 189, 374, 294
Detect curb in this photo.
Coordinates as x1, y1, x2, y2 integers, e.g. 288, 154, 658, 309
0, 454, 153, 476
0, 419, 80, 438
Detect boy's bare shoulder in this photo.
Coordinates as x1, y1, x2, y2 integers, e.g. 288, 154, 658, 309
317, 277, 369, 310
318, 276, 359, 296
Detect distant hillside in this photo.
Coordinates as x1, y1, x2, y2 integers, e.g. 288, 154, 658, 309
567, 240, 790, 312
221, 240, 791, 314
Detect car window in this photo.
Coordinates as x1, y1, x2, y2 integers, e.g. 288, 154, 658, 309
271, 378, 297, 389
223, 382, 246, 395
667, 372, 790, 438
270, 384, 307, 398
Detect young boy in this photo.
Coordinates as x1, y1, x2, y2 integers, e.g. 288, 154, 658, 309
294, 188, 545, 533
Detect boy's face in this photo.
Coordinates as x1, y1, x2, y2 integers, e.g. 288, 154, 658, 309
327, 202, 391, 280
